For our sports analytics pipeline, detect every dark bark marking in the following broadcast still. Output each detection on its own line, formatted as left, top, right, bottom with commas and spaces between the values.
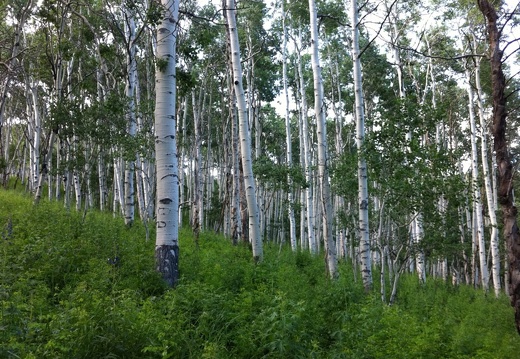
155, 244, 179, 287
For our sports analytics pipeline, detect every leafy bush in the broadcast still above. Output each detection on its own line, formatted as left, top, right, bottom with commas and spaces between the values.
1, 189, 520, 358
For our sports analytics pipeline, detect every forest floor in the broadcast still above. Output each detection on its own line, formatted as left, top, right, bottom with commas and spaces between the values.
1, 188, 520, 358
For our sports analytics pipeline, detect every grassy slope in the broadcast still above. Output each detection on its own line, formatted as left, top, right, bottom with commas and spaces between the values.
1, 189, 519, 358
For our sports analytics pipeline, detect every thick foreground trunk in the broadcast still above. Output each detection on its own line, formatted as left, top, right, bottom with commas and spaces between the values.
478, 0, 520, 333
154, 0, 180, 287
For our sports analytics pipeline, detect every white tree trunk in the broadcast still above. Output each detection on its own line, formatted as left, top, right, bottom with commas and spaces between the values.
474, 55, 500, 296
225, 0, 263, 261
466, 69, 489, 291
282, 4, 297, 251
413, 213, 426, 283
297, 91, 308, 250
124, 5, 137, 226
229, 84, 242, 244
155, 0, 180, 287
34, 131, 56, 205
134, 72, 148, 222
309, 0, 337, 278
351, 0, 372, 290
30, 85, 40, 193
178, 96, 188, 227
192, 90, 203, 241
296, 27, 316, 254
0, 0, 33, 157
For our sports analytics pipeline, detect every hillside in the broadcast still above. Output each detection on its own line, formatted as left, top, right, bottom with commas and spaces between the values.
1, 189, 519, 358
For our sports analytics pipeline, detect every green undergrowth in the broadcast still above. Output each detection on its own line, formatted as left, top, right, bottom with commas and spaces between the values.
1, 189, 519, 358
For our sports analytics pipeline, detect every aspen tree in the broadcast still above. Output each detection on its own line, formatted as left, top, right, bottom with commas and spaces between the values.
155, 0, 180, 287
192, 89, 204, 243
123, 3, 137, 226
308, 0, 337, 278
296, 27, 316, 254
69, 8, 112, 211
466, 68, 489, 291
474, 52, 501, 296
0, 0, 34, 165
225, 0, 263, 261
35, 1, 68, 204
282, 1, 297, 251
351, 0, 371, 290
386, 1, 425, 283
230, 85, 243, 244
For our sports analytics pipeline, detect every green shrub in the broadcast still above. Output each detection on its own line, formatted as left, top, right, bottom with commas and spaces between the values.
2, 189, 520, 358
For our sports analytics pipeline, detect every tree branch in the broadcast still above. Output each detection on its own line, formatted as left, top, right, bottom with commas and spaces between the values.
392, 43, 486, 61
498, 2, 520, 35
359, 0, 398, 59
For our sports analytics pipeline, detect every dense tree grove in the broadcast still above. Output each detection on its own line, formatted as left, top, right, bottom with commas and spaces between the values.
1, 0, 520, 329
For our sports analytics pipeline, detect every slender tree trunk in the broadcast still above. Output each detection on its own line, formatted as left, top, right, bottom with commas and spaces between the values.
34, 131, 56, 205
0, 0, 33, 162
351, 0, 372, 290
30, 85, 40, 193
192, 90, 203, 243
225, 0, 263, 261
297, 91, 308, 251
124, 5, 137, 226
474, 53, 501, 296
178, 96, 188, 228
308, 0, 337, 277
466, 68, 490, 291
296, 27, 316, 254
154, 0, 180, 287
478, 0, 520, 333
282, 3, 296, 251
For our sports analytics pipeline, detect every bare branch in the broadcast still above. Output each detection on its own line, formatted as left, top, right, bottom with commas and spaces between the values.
505, 87, 520, 101
179, 9, 223, 25
498, 2, 520, 35
392, 43, 486, 61
317, 13, 348, 28
359, 0, 398, 59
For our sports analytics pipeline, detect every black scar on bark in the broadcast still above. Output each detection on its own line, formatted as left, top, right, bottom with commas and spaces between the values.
155, 244, 179, 287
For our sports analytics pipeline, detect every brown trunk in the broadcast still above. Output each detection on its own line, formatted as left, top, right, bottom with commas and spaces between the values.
478, 0, 520, 334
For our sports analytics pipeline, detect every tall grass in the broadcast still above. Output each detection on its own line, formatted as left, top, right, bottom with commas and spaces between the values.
1, 189, 519, 358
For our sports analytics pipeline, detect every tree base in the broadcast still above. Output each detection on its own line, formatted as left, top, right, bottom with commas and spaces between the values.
155, 244, 179, 287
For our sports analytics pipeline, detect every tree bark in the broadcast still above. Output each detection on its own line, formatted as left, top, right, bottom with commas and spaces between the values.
466, 68, 489, 291
225, 0, 263, 261
155, 0, 180, 287
309, 0, 337, 278
282, 3, 297, 252
474, 52, 501, 296
296, 27, 316, 254
478, 0, 520, 333
351, 0, 372, 290
124, 5, 137, 226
